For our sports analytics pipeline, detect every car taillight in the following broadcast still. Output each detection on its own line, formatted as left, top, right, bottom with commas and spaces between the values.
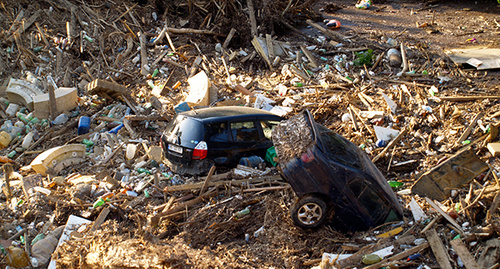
192, 141, 207, 160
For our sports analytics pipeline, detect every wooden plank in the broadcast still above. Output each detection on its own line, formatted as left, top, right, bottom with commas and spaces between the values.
439, 95, 500, 101
300, 45, 318, 68
139, 32, 148, 76
266, 34, 275, 61
7, 10, 41, 42
243, 186, 287, 192
199, 165, 216, 195
363, 242, 429, 269
7, 10, 24, 36
425, 197, 464, 234
89, 207, 111, 232
247, 0, 257, 36
122, 119, 137, 138
372, 127, 408, 163
223, 28, 237, 49
150, 189, 217, 226
251, 36, 273, 70
457, 112, 482, 144
164, 175, 282, 192
478, 238, 500, 268
424, 229, 453, 269
48, 80, 57, 121
449, 238, 479, 269
306, 19, 346, 41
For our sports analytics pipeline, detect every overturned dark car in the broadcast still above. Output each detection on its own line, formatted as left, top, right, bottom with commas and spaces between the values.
272, 110, 403, 231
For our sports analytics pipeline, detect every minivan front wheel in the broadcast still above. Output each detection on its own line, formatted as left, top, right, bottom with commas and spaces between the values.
291, 195, 328, 229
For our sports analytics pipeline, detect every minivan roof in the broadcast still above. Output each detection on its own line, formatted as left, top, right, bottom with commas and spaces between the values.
180, 106, 282, 122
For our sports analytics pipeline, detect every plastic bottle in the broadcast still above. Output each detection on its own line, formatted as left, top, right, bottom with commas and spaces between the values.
108, 123, 124, 134
235, 207, 250, 219
82, 139, 94, 147
126, 144, 137, 160
78, 116, 91, 135
387, 48, 401, 67
52, 113, 69, 125
5, 103, 19, 117
16, 112, 30, 124
1, 120, 13, 132
407, 253, 422, 261
0, 131, 12, 149
388, 181, 404, 188
22, 131, 34, 149
7, 150, 16, 159
31, 234, 45, 246
137, 167, 152, 175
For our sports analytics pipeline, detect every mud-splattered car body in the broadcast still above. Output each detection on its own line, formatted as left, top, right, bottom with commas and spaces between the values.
272, 110, 403, 231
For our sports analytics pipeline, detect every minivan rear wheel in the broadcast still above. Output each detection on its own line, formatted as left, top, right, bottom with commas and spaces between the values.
291, 195, 327, 229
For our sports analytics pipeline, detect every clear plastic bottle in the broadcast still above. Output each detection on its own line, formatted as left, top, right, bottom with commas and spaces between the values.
22, 131, 34, 149
52, 113, 69, 125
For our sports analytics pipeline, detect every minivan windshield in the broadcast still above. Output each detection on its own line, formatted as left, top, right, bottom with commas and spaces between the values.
167, 116, 204, 147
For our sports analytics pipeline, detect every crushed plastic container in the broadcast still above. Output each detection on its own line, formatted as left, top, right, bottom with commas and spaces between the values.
0, 131, 12, 149
5, 103, 19, 117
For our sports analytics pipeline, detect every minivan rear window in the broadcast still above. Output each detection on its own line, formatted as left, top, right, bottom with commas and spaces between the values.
167, 116, 204, 147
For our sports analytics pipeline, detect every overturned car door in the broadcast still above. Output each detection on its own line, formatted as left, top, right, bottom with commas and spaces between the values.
272, 110, 403, 231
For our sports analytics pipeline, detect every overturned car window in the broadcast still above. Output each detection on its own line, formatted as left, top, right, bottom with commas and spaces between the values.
348, 178, 388, 222
317, 125, 363, 171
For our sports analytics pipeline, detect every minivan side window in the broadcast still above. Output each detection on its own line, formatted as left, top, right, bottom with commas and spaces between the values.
230, 121, 259, 142
206, 122, 230, 142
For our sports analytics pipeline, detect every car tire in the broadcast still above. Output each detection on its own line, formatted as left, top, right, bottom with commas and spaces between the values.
291, 195, 328, 229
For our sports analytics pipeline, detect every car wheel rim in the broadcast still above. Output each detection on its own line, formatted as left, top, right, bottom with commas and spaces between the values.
297, 202, 323, 225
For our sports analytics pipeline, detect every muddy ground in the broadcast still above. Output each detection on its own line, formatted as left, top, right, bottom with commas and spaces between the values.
1, 0, 500, 268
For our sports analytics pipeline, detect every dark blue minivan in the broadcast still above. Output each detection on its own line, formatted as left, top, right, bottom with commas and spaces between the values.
272, 110, 403, 231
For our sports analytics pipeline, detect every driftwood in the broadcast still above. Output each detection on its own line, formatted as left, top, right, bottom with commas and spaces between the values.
247, 0, 257, 36
424, 229, 453, 269
306, 19, 346, 41
363, 242, 430, 269
165, 27, 224, 37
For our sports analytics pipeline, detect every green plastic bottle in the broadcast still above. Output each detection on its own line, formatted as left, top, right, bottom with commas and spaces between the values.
137, 168, 151, 175
93, 198, 105, 208
388, 181, 404, 188
82, 139, 94, 147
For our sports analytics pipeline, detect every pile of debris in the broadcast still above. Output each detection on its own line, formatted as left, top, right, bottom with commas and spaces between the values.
1, 0, 499, 268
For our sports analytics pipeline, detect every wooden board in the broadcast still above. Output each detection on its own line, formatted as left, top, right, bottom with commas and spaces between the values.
411, 149, 489, 201
424, 229, 453, 269
449, 238, 479, 269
